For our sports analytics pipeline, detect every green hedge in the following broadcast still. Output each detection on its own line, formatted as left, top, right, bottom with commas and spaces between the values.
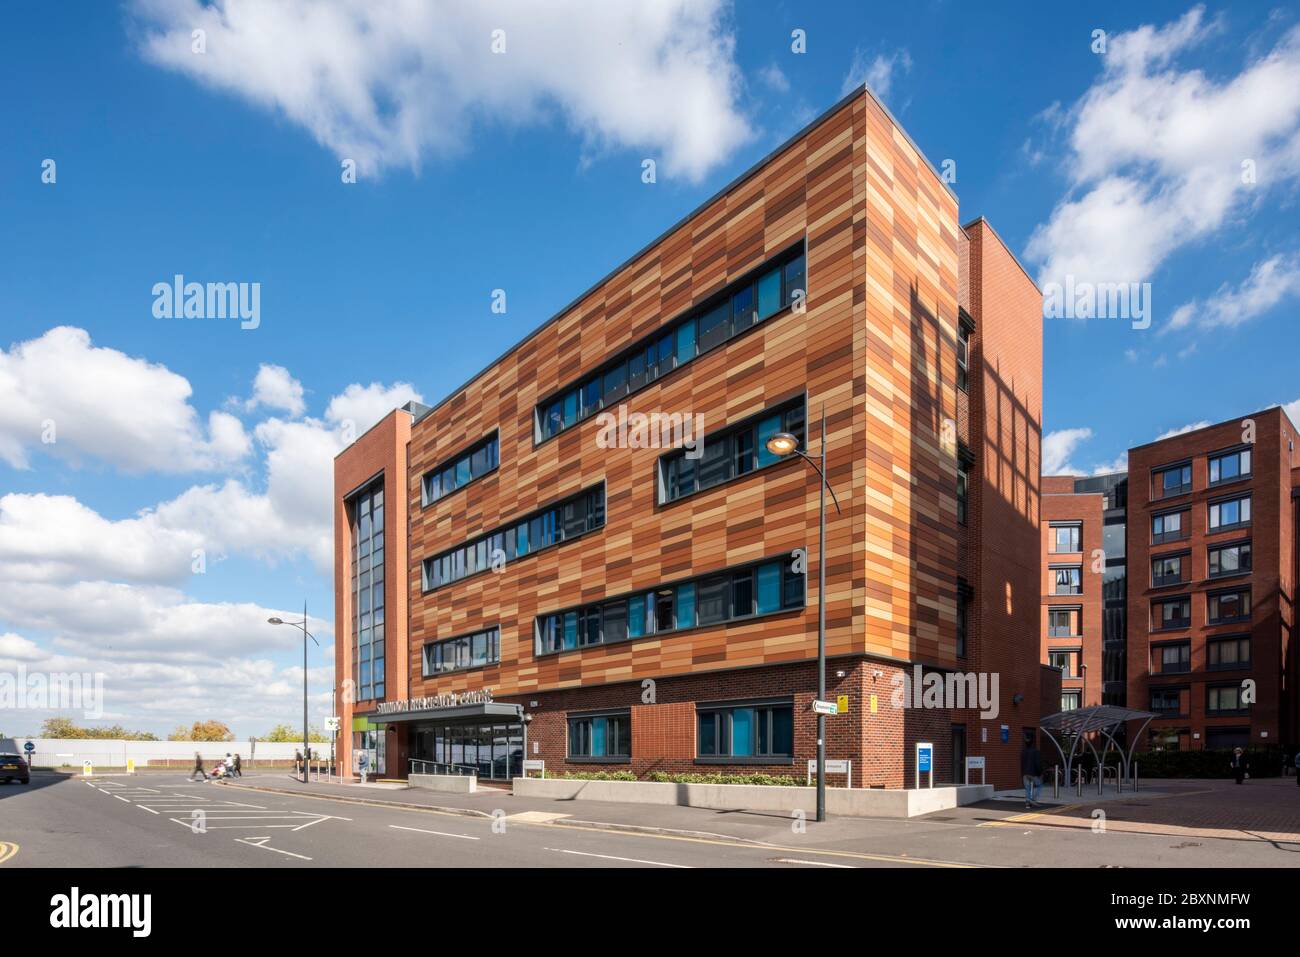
546, 770, 638, 782
1133, 748, 1285, 779
644, 771, 805, 787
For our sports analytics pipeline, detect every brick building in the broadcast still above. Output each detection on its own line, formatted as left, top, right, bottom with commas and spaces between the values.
1126, 409, 1300, 752
333, 87, 1053, 790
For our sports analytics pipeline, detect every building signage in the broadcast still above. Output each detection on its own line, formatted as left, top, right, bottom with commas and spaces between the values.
375, 689, 494, 715
811, 698, 838, 716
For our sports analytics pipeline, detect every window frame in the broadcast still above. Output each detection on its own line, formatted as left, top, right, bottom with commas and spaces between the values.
1050, 564, 1083, 596
1151, 507, 1189, 545
1207, 587, 1251, 625
1152, 595, 1191, 632
421, 626, 501, 677
1207, 446, 1252, 487
1150, 551, 1190, 588
1152, 461, 1193, 499
420, 431, 500, 507
533, 242, 807, 445
1207, 492, 1252, 533
695, 697, 795, 764
1206, 634, 1251, 672
1049, 522, 1082, 554
1207, 539, 1252, 580
1151, 639, 1191, 675
566, 709, 632, 763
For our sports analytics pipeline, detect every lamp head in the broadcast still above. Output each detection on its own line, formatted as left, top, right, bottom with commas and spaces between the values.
267, 617, 284, 625
764, 432, 800, 457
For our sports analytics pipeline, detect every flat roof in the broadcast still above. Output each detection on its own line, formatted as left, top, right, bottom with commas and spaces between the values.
1129, 405, 1299, 453
404, 82, 957, 430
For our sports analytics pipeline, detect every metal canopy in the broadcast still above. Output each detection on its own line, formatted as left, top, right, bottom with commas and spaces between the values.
1038, 705, 1157, 785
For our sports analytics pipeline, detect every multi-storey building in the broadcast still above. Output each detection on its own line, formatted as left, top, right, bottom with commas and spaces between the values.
1127, 409, 1299, 752
333, 86, 1051, 790
1040, 472, 1128, 713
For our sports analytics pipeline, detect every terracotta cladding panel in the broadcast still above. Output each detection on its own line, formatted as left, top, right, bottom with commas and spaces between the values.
392, 91, 967, 702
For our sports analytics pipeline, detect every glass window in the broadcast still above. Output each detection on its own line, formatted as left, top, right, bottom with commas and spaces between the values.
1156, 643, 1190, 674
602, 600, 628, 644
1208, 636, 1250, 669
1208, 495, 1250, 530
1051, 524, 1081, 553
732, 284, 756, 333
567, 713, 631, 759
783, 255, 806, 307
957, 323, 970, 392
1209, 448, 1251, 484
1208, 589, 1250, 624
697, 702, 793, 759
1208, 541, 1251, 578
756, 562, 781, 614
676, 582, 696, 629
628, 594, 646, 638
697, 576, 730, 625
757, 268, 782, 319
1152, 554, 1187, 586
1156, 464, 1192, 497
1152, 510, 1186, 543
1052, 566, 1082, 595
697, 301, 730, 352
602, 363, 627, 405
675, 319, 696, 365
957, 461, 969, 525
1048, 608, 1076, 637
1155, 597, 1190, 629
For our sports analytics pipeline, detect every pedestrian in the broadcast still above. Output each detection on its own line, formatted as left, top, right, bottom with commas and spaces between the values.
1229, 747, 1249, 784
1020, 731, 1043, 809
1294, 748, 1300, 786
232, 753, 242, 777
294, 749, 303, 776
190, 751, 208, 782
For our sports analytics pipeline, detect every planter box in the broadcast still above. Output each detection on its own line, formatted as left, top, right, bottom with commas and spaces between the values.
408, 773, 477, 794
512, 777, 991, 818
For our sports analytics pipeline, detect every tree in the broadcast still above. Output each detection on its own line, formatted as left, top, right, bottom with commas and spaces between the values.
186, 721, 235, 742
262, 723, 329, 743
39, 717, 157, 740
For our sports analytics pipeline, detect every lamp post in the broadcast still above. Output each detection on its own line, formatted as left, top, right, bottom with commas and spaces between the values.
765, 404, 841, 822
268, 601, 318, 783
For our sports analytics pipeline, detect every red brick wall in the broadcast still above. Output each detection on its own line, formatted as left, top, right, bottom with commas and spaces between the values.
1127, 408, 1300, 750
1041, 487, 1105, 708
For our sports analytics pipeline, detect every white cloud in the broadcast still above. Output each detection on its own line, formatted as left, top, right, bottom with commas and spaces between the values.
242, 363, 305, 417
842, 47, 912, 100
324, 381, 422, 435
1025, 7, 1300, 286
757, 63, 789, 94
1092, 452, 1129, 475
1284, 397, 1300, 428
0, 326, 250, 472
0, 494, 201, 585
1156, 420, 1211, 440
131, 0, 752, 182
1043, 427, 1093, 474
1167, 253, 1300, 331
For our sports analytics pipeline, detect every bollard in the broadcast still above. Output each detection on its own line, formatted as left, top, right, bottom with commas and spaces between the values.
1133, 762, 1139, 793
1076, 768, 1083, 797
1053, 765, 1060, 799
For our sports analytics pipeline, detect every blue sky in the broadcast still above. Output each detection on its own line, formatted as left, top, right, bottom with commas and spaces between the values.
2, 1, 1299, 736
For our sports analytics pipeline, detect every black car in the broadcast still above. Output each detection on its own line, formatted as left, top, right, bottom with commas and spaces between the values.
0, 753, 30, 784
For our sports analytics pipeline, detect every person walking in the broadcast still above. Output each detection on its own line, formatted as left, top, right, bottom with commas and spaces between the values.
294, 749, 303, 777
1020, 732, 1043, 809
189, 751, 208, 782
232, 753, 242, 777
1229, 747, 1249, 784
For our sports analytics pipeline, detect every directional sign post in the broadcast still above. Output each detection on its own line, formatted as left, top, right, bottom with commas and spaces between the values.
915, 742, 934, 789
811, 699, 839, 716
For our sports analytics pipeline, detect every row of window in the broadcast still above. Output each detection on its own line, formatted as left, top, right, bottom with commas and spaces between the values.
421, 433, 499, 506
1151, 681, 1251, 715
1152, 587, 1251, 631
658, 399, 805, 504
535, 557, 805, 656
1153, 446, 1250, 499
566, 700, 795, 761
421, 486, 606, 591
1151, 635, 1251, 674
350, 483, 386, 701
1151, 540, 1252, 587
1150, 492, 1251, 544
421, 627, 501, 676
535, 247, 807, 442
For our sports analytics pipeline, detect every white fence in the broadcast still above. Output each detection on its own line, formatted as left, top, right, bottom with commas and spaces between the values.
0, 737, 334, 769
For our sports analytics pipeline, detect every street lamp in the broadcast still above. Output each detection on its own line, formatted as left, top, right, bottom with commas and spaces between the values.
268, 601, 318, 783
765, 404, 841, 823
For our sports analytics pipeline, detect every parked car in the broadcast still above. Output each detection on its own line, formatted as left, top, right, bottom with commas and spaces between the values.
0, 752, 30, 785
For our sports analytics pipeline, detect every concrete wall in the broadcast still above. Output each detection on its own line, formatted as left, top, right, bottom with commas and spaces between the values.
0, 738, 332, 768
513, 776, 992, 818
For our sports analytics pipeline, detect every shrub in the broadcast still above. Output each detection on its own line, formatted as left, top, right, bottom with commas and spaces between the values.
644, 771, 805, 787
547, 770, 638, 782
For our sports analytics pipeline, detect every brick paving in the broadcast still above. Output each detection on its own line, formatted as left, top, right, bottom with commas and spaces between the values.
991, 777, 1300, 844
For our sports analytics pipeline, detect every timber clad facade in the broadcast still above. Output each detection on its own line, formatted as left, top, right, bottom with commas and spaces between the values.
333, 88, 1050, 790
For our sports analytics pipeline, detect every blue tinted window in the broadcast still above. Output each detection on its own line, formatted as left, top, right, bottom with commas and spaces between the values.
730, 708, 754, 756
756, 562, 781, 614
675, 320, 696, 365
758, 268, 782, 318
676, 582, 696, 629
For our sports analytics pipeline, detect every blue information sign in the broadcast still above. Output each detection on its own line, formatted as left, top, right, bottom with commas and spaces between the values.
918, 746, 932, 772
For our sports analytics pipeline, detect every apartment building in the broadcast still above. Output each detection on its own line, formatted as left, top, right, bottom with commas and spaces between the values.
1040, 473, 1128, 713
1126, 409, 1300, 752
333, 87, 1051, 790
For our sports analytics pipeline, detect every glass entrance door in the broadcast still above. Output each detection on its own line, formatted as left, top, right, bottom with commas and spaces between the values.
427, 723, 522, 780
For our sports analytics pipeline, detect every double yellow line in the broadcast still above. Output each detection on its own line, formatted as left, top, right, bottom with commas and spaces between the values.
0, 842, 18, 865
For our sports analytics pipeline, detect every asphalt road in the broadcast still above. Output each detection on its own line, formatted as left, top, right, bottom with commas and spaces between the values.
1, 772, 1296, 868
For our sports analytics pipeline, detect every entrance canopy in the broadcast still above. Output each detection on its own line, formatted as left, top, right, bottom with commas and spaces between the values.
1038, 705, 1156, 783
373, 701, 523, 726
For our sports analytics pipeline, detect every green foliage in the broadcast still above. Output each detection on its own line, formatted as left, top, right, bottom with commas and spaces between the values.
167, 720, 234, 742
259, 723, 329, 743
41, 717, 157, 741
1136, 747, 1284, 779
548, 770, 638, 781
645, 771, 805, 787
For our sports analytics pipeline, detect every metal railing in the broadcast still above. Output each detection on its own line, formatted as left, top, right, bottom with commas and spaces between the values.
409, 759, 477, 777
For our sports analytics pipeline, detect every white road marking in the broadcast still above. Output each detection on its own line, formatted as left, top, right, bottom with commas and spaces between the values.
389, 825, 480, 841
138, 805, 160, 815
113, 795, 130, 803
234, 837, 312, 861
770, 858, 856, 868
544, 847, 690, 868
